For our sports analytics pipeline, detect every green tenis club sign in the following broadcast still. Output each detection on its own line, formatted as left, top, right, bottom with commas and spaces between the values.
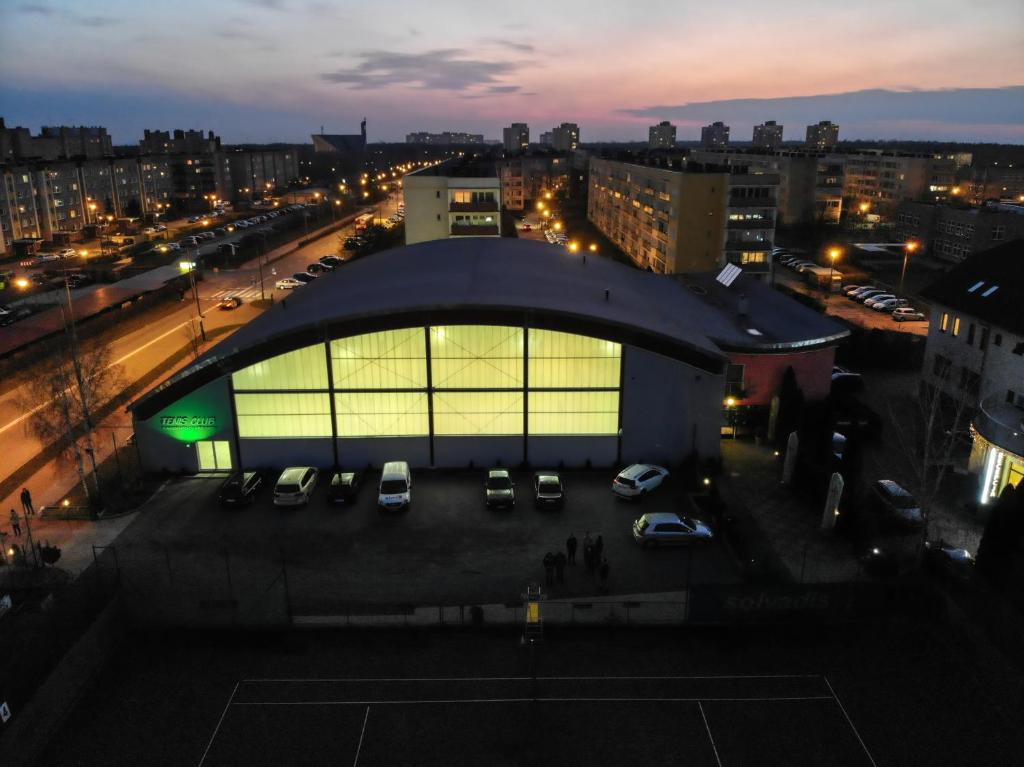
149, 387, 228, 443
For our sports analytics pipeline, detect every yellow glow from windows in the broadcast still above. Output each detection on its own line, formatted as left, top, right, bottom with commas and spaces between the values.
528, 391, 619, 435
232, 345, 327, 390
528, 329, 620, 388
430, 326, 523, 389
433, 391, 523, 435
235, 393, 332, 437
331, 329, 426, 389
335, 392, 429, 437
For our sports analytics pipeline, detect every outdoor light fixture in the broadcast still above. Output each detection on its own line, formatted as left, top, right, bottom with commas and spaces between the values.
703, 478, 711, 487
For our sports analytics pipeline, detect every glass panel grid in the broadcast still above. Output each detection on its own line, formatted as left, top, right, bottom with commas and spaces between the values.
331, 329, 427, 390
528, 391, 619, 435
232, 344, 328, 390
335, 392, 429, 437
235, 393, 332, 438
528, 329, 620, 389
430, 326, 523, 389
433, 391, 523, 435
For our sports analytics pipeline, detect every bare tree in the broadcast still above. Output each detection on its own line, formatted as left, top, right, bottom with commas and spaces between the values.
884, 367, 974, 538
16, 338, 126, 502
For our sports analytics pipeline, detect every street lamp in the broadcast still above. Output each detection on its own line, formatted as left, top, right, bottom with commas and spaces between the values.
827, 247, 841, 302
899, 240, 919, 295
589, 243, 598, 253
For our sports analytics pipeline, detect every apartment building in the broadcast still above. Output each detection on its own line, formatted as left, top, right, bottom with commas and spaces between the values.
551, 124, 580, 152
918, 242, 1024, 504
403, 158, 502, 244
587, 157, 778, 280
496, 155, 569, 211
405, 131, 485, 145
226, 148, 301, 201
896, 201, 1024, 264
805, 121, 839, 151
0, 119, 113, 162
843, 151, 956, 213
690, 149, 843, 226
648, 121, 677, 150
961, 165, 1024, 205
701, 122, 730, 148
752, 121, 783, 151
503, 123, 530, 153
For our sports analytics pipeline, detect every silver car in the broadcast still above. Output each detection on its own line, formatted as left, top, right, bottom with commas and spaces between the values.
273, 466, 318, 506
633, 512, 713, 547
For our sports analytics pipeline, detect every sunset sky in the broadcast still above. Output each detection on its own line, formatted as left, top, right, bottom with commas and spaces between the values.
1, 0, 1022, 144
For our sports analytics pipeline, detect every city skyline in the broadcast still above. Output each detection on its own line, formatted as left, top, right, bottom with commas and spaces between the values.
0, 0, 1022, 145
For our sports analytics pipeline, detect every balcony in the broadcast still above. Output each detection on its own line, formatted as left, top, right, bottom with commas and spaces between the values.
725, 239, 772, 251
727, 218, 773, 229
450, 224, 500, 236
449, 200, 498, 213
728, 197, 775, 208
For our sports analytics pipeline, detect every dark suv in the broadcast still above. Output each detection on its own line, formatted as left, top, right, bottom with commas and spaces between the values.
326, 471, 362, 504
218, 471, 264, 507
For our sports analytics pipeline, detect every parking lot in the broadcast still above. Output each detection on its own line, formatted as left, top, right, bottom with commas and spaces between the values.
107, 468, 739, 614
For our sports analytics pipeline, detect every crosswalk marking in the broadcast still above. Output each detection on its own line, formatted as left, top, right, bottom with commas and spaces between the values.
207, 287, 264, 301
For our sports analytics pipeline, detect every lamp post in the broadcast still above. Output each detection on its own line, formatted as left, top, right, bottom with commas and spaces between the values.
899, 240, 919, 295
827, 247, 841, 303
183, 256, 206, 341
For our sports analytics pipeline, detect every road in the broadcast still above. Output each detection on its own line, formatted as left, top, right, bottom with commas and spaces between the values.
0, 194, 402, 500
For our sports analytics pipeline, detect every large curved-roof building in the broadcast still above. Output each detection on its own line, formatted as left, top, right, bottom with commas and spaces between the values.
130, 238, 842, 473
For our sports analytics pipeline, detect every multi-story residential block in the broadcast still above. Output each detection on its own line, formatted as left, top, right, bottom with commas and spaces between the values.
405, 131, 485, 145
496, 155, 569, 211
918, 241, 1024, 504
648, 121, 676, 150
752, 121, 783, 151
843, 151, 956, 213
403, 158, 502, 244
961, 165, 1024, 205
690, 148, 843, 226
551, 123, 580, 152
539, 131, 553, 147
805, 121, 839, 151
701, 122, 730, 148
0, 118, 113, 162
587, 157, 778, 280
503, 123, 530, 154
896, 201, 1024, 264
225, 147, 300, 201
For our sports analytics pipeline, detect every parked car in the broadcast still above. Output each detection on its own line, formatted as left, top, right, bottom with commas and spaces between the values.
378, 461, 412, 511
532, 472, 564, 509
319, 255, 343, 267
854, 289, 888, 303
275, 277, 302, 290
924, 539, 975, 582
892, 307, 926, 322
632, 512, 713, 547
179, 237, 200, 247
273, 467, 318, 506
871, 479, 923, 528
485, 469, 515, 509
847, 286, 879, 299
863, 294, 896, 309
307, 263, 331, 274
831, 365, 864, 393
871, 298, 910, 312
612, 464, 669, 499
292, 272, 316, 284
326, 471, 362, 504
218, 471, 264, 507
218, 296, 242, 310
841, 285, 863, 295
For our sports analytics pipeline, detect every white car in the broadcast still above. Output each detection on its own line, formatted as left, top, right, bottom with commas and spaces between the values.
892, 307, 926, 322
863, 294, 896, 309
633, 512, 713, 547
275, 277, 303, 290
872, 298, 910, 312
612, 464, 669, 499
273, 467, 318, 506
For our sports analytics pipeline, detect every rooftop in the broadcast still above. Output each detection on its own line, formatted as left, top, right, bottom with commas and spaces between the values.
407, 157, 497, 178
920, 240, 1024, 334
131, 239, 846, 417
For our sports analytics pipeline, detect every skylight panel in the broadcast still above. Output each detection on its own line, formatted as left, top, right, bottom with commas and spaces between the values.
967, 280, 984, 293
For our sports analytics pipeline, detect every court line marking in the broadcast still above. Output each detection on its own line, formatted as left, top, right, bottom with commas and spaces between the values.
352, 706, 370, 767
198, 681, 240, 767
241, 674, 824, 683
698, 701, 723, 767
233, 695, 835, 706
824, 676, 878, 767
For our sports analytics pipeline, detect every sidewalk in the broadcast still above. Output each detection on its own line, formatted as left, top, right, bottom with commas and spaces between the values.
718, 439, 863, 582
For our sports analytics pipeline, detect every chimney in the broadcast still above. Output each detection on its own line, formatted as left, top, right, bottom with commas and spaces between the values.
604, 289, 610, 302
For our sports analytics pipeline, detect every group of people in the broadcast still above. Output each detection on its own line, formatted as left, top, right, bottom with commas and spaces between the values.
542, 531, 611, 593
8, 487, 35, 537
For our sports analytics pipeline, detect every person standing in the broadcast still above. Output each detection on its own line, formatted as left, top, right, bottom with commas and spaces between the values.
598, 559, 610, 594
583, 531, 594, 571
20, 488, 34, 517
594, 534, 604, 564
554, 551, 567, 583
9, 509, 21, 537
543, 552, 555, 587
566, 533, 578, 565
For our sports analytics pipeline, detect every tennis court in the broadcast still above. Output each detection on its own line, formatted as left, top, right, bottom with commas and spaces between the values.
198, 673, 876, 766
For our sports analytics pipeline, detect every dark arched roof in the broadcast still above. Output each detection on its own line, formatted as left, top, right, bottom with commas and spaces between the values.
132, 238, 736, 418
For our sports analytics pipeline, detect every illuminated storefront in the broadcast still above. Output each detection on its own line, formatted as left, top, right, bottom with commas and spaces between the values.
969, 398, 1024, 505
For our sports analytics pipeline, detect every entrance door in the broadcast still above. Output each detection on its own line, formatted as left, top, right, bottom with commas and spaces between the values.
197, 440, 233, 471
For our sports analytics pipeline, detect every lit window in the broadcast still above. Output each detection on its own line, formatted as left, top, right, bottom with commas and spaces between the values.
235, 393, 332, 437
433, 391, 523, 435
335, 392, 429, 437
528, 329, 620, 388
952, 316, 961, 337
528, 391, 618, 435
331, 329, 426, 389
431, 326, 523, 388
940, 313, 949, 332
232, 345, 327, 390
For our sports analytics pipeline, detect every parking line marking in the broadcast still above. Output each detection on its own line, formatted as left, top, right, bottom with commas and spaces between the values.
698, 702, 723, 767
242, 673, 824, 683
198, 681, 239, 767
824, 676, 878, 767
352, 706, 369, 767
234, 696, 835, 706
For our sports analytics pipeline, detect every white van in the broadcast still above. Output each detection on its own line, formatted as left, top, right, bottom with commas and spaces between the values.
378, 461, 412, 511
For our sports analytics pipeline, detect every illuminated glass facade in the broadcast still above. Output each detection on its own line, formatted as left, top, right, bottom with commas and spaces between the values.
230, 325, 621, 441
